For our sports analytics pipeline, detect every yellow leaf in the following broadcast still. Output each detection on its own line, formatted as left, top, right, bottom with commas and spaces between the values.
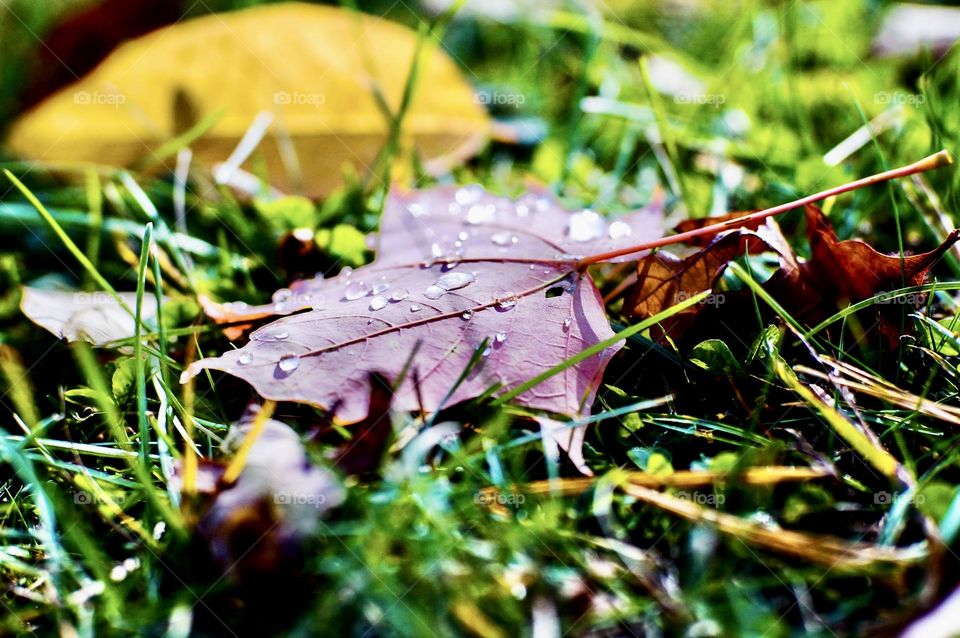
6, 3, 490, 197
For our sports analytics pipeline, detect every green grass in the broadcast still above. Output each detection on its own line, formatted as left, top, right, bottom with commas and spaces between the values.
3, 0, 960, 636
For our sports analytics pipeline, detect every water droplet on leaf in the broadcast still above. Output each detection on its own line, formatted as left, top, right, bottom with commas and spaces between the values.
568, 209, 606, 242
495, 331, 507, 343
344, 281, 370, 300
608, 220, 633, 239
406, 203, 428, 217
491, 231, 518, 246
369, 296, 388, 311
390, 289, 409, 302
436, 271, 475, 291
461, 309, 474, 320
410, 304, 422, 312
466, 204, 496, 225
455, 184, 484, 206
277, 353, 300, 373
238, 353, 253, 366
372, 276, 390, 294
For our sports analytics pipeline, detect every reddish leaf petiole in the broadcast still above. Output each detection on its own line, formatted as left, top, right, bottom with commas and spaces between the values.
577, 150, 954, 267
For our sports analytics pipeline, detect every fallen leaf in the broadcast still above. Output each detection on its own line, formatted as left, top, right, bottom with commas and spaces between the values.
538, 416, 592, 476
626, 205, 959, 345
625, 219, 790, 339
184, 186, 664, 422
770, 205, 959, 343
330, 373, 397, 476
21, 0, 181, 108
872, 4, 960, 58
184, 406, 344, 577
900, 585, 960, 638
7, 3, 491, 197
20, 287, 158, 348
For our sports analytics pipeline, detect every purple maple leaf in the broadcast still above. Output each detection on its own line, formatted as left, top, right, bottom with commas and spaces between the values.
183, 186, 663, 421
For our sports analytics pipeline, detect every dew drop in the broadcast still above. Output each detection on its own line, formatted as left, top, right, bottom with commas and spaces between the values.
562, 317, 572, 331
238, 353, 253, 366
372, 276, 390, 294
340, 266, 354, 278
491, 231, 518, 246
272, 288, 293, 303
457, 231, 470, 242
461, 309, 474, 320
369, 296, 388, 311
277, 353, 300, 373
455, 184, 484, 206
568, 209, 606, 242
390, 288, 409, 302
495, 330, 507, 343
430, 242, 444, 259
344, 280, 370, 300
516, 204, 530, 218
496, 296, 517, 311
466, 204, 496, 225
410, 304, 423, 312
436, 271, 475, 291
261, 330, 289, 342
273, 301, 287, 313
310, 295, 326, 310
407, 203, 428, 217
608, 220, 633, 239
482, 345, 493, 357
442, 259, 460, 271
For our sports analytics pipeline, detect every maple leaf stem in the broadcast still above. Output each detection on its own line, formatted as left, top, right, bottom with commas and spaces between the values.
577, 150, 954, 267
